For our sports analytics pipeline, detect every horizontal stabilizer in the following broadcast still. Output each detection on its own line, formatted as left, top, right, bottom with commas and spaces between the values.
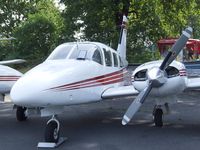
185, 77, 200, 90
0, 59, 26, 65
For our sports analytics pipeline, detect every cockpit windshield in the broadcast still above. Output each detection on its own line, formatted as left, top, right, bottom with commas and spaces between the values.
47, 44, 74, 60
46, 43, 99, 61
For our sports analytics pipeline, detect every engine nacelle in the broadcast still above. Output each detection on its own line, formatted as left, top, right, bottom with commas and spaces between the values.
132, 60, 187, 97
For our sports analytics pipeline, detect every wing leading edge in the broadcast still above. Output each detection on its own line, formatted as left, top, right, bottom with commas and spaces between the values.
186, 77, 200, 90
101, 85, 139, 99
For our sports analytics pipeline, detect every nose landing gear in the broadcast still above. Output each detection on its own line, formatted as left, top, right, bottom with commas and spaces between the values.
38, 115, 67, 148
45, 115, 60, 143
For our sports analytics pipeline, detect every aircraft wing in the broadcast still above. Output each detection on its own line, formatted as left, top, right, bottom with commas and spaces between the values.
0, 59, 26, 65
102, 85, 139, 99
186, 77, 200, 90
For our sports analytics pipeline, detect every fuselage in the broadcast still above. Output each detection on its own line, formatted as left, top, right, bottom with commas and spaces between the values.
11, 42, 128, 107
0, 65, 22, 94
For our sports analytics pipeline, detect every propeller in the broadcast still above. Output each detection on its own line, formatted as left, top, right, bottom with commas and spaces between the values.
122, 27, 193, 125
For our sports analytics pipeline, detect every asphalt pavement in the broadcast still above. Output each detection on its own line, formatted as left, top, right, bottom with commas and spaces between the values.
0, 90, 200, 150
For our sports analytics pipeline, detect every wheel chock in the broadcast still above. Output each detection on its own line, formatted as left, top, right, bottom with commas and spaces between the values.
37, 137, 67, 149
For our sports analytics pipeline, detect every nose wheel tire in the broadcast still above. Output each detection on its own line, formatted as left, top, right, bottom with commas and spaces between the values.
45, 120, 60, 143
16, 106, 27, 121
154, 108, 163, 127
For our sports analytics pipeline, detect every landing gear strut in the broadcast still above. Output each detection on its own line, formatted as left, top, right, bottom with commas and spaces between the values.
153, 106, 163, 127
16, 106, 27, 121
45, 115, 60, 143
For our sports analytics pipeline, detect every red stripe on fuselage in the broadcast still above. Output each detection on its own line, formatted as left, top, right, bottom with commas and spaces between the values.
57, 77, 124, 91
0, 76, 20, 81
49, 69, 127, 91
59, 72, 124, 90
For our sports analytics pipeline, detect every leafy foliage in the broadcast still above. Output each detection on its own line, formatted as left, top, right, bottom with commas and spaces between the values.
12, 0, 66, 65
14, 16, 55, 63
61, 0, 120, 47
1, 0, 200, 65
0, 0, 38, 36
61, 0, 200, 63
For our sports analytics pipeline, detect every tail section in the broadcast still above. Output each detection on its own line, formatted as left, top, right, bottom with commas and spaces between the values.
117, 15, 128, 61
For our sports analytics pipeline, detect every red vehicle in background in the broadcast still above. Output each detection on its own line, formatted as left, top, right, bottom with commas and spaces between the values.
157, 38, 200, 61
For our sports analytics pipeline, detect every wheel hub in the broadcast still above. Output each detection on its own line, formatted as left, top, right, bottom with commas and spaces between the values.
53, 128, 58, 139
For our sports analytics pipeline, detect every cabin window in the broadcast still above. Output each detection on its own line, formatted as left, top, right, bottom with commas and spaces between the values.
113, 53, 119, 67
134, 69, 147, 81
103, 48, 112, 66
92, 49, 103, 65
165, 66, 179, 78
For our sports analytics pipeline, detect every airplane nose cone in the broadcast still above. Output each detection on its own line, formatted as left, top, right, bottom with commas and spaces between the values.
10, 61, 72, 107
10, 64, 53, 107
10, 76, 35, 106
11, 60, 88, 107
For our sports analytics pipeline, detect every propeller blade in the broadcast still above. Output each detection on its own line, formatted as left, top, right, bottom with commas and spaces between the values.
122, 83, 152, 125
160, 27, 193, 70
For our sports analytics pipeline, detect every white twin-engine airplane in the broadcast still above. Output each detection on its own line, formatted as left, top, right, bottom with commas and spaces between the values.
10, 15, 196, 143
0, 59, 24, 101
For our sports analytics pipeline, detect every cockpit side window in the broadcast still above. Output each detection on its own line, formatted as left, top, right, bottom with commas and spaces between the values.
103, 48, 112, 66
92, 49, 103, 65
165, 66, 179, 78
134, 69, 147, 81
113, 52, 119, 67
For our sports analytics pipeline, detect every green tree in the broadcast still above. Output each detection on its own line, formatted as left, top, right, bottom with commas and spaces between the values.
0, 0, 39, 60
61, 0, 200, 63
13, 0, 66, 65
2, 0, 200, 64
0, 0, 38, 36
61, 0, 126, 47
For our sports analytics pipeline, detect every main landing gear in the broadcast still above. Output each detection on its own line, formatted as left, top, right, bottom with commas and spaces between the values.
0, 94, 5, 101
16, 106, 27, 121
153, 106, 163, 127
153, 103, 171, 127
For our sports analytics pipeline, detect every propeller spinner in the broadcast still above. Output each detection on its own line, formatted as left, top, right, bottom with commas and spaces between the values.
122, 27, 193, 125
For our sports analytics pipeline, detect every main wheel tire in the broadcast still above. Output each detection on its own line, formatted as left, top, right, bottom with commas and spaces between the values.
154, 108, 163, 127
16, 107, 27, 121
45, 121, 60, 143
